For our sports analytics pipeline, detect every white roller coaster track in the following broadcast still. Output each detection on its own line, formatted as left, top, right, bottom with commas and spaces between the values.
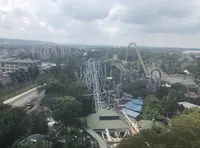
82, 59, 107, 110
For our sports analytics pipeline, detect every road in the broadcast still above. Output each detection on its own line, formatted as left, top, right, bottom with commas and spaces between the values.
3, 86, 43, 107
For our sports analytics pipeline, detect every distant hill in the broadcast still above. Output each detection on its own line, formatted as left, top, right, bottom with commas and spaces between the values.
0, 38, 55, 45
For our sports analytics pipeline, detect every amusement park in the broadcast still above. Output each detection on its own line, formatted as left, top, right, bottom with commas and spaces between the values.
1, 41, 200, 148
76, 42, 200, 147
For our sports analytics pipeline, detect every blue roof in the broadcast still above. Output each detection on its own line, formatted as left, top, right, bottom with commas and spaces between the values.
132, 98, 143, 105
125, 102, 142, 112
123, 108, 141, 118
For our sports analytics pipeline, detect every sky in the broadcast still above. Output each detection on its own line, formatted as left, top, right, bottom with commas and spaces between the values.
0, 0, 200, 47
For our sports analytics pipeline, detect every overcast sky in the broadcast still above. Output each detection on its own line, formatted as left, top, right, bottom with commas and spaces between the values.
0, 0, 200, 47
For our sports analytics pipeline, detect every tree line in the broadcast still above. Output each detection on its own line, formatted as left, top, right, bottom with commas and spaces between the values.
0, 104, 48, 148
119, 108, 200, 148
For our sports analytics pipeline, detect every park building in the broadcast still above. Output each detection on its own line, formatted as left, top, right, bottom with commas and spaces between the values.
0, 58, 40, 73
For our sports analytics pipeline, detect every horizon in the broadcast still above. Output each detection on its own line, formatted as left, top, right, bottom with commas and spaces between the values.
1, 37, 200, 49
1, 0, 200, 48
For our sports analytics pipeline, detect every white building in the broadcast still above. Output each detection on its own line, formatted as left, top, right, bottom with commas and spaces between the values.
182, 51, 200, 59
0, 58, 40, 73
178, 102, 200, 109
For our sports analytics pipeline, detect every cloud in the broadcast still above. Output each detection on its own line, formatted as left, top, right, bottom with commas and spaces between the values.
0, 0, 200, 47
60, 0, 114, 21
39, 21, 47, 27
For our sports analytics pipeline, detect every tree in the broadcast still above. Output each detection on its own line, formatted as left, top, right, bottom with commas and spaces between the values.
170, 108, 200, 147
171, 82, 186, 91
161, 94, 178, 117
142, 95, 163, 120
50, 96, 83, 127
29, 112, 48, 135
40, 73, 91, 116
122, 80, 148, 98
156, 86, 169, 99
119, 108, 200, 148
0, 105, 30, 148
0, 104, 49, 148
28, 66, 39, 80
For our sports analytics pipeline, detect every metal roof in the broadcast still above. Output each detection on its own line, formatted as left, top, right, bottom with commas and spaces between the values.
123, 108, 140, 118
87, 109, 129, 131
125, 102, 142, 112
132, 98, 143, 105
98, 109, 119, 117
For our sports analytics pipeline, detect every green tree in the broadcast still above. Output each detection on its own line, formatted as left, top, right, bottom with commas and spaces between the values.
119, 108, 200, 148
50, 96, 83, 127
142, 95, 163, 120
0, 105, 30, 148
28, 66, 39, 80
40, 73, 91, 116
122, 80, 148, 98
171, 82, 186, 91
29, 112, 48, 135
161, 94, 178, 117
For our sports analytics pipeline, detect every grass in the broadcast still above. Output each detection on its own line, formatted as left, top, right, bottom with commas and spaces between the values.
0, 83, 38, 102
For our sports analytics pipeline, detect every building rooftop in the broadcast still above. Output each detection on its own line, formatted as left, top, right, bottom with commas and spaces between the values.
0, 58, 40, 64
132, 98, 143, 105
178, 102, 200, 109
87, 109, 129, 131
123, 108, 140, 118
97, 108, 119, 117
125, 102, 142, 112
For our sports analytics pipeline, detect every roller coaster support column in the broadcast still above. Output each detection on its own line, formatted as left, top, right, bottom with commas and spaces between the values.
128, 42, 147, 75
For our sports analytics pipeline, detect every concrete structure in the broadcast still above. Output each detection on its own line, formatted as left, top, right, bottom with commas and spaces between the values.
0, 58, 40, 73
40, 62, 56, 70
30, 45, 71, 60
178, 102, 200, 109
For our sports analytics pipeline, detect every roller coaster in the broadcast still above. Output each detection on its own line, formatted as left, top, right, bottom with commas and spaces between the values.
80, 42, 196, 148
104, 42, 196, 87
